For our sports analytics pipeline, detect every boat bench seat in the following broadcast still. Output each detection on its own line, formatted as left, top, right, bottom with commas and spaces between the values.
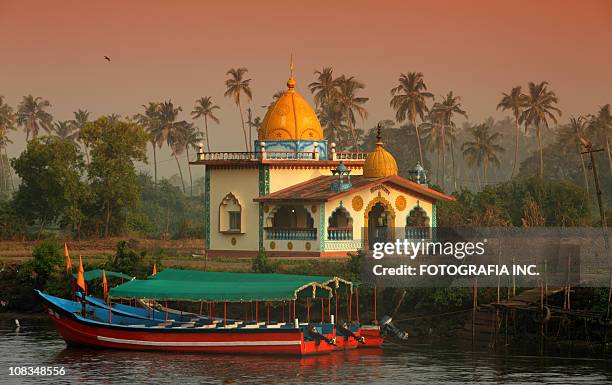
262, 323, 286, 329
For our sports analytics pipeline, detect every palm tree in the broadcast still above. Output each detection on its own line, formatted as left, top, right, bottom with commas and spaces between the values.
462, 123, 505, 187
135, 102, 162, 183
0, 96, 16, 193
224, 68, 252, 152
166, 120, 190, 193
182, 123, 204, 196
588, 104, 612, 174
497, 86, 527, 178
336, 75, 368, 150
558, 116, 590, 193
309, 67, 337, 108
430, 92, 467, 189
71, 109, 91, 163
519, 81, 561, 178
318, 101, 346, 144
16, 95, 53, 140
52, 120, 79, 142
390, 72, 434, 166
191, 96, 220, 152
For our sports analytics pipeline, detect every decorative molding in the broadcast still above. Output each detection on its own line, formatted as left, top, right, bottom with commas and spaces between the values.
258, 165, 270, 251
319, 203, 325, 251
351, 196, 363, 211
324, 240, 362, 251
370, 184, 390, 195
204, 170, 211, 250
395, 195, 407, 211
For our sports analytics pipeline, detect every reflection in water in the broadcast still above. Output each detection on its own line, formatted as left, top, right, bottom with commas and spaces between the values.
0, 317, 610, 384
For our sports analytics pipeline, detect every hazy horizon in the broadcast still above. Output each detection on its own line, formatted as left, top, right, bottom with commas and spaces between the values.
1, 0, 610, 179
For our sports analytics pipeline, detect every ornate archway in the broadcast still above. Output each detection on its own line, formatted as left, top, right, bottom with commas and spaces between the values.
363, 196, 396, 249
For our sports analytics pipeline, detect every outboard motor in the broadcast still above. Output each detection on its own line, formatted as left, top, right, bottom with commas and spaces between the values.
308, 325, 337, 346
380, 315, 409, 340
338, 322, 365, 344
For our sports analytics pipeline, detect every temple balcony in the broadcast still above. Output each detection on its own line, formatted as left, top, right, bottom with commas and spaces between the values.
265, 227, 317, 240
327, 227, 353, 240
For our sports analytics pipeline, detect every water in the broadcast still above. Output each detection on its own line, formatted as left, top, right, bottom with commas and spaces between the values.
0, 316, 610, 384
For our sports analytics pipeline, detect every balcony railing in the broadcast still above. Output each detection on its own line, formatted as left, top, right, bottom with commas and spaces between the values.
265, 227, 317, 240
327, 227, 353, 240
334, 152, 368, 161
405, 227, 432, 240
196, 150, 368, 162
265, 151, 316, 160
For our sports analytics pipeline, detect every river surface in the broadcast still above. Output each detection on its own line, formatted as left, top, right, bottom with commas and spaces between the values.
0, 316, 610, 384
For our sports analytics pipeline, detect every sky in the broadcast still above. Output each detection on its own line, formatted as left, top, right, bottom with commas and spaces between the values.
1, 0, 610, 179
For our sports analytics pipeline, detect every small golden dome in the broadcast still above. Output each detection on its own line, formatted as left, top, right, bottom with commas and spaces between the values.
259, 73, 323, 141
363, 130, 398, 178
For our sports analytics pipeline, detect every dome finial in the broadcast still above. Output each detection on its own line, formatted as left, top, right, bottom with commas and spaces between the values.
376, 122, 383, 145
287, 53, 296, 90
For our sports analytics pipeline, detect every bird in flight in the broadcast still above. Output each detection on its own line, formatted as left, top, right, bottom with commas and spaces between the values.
104, 56, 111, 62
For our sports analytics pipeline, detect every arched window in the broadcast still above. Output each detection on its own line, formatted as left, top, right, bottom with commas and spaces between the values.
405, 205, 430, 239
328, 206, 353, 240
219, 193, 242, 233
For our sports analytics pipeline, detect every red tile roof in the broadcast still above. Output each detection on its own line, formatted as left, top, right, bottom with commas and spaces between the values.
254, 175, 455, 203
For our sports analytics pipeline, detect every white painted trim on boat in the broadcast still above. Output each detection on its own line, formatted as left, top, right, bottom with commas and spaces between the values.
97, 336, 301, 347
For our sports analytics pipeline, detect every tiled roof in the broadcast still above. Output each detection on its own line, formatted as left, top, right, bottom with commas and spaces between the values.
254, 175, 455, 203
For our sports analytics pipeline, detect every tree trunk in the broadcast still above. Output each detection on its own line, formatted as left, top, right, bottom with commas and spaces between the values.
37, 218, 46, 240
606, 134, 612, 176
441, 124, 446, 191
174, 154, 186, 193
238, 101, 249, 152
152, 141, 158, 184
413, 116, 424, 166
579, 152, 590, 195
511, 117, 520, 178
104, 203, 112, 238
186, 146, 193, 197
537, 126, 544, 179
348, 119, 359, 151
450, 138, 457, 191
204, 116, 211, 152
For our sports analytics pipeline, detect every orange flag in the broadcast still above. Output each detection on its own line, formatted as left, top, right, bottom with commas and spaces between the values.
77, 256, 85, 291
102, 270, 108, 302
152, 262, 157, 275
64, 243, 72, 274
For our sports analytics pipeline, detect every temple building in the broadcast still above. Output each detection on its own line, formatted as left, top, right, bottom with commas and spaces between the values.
192, 68, 454, 258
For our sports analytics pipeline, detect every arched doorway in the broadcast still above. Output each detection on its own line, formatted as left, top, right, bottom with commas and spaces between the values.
328, 206, 353, 240
364, 198, 395, 249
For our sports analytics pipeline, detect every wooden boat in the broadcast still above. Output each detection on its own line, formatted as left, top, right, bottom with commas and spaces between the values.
40, 269, 383, 355
38, 291, 339, 355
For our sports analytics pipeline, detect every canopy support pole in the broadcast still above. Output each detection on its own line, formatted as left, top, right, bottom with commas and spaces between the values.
349, 290, 352, 323
209, 303, 213, 321
374, 287, 377, 322
321, 298, 324, 323
109, 300, 112, 324
293, 300, 296, 319
356, 287, 360, 323
267, 302, 270, 324
224, 302, 227, 325
255, 301, 259, 322
328, 298, 331, 323
335, 289, 338, 323
199, 301, 203, 315
307, 298, 311, 323
165, 301, 168, 321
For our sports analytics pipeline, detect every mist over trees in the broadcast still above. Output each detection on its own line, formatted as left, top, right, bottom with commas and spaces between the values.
0, 67, 610, 240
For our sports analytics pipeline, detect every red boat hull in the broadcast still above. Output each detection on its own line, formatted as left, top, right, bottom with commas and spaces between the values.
42, 303, 336, 356
360, 326, 384, 348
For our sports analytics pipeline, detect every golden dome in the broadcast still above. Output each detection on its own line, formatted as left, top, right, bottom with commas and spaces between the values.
258, 73, 323, 141
363, 131, 398, 178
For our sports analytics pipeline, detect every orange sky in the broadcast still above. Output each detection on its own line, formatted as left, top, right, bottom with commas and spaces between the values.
1, 0, 610, 177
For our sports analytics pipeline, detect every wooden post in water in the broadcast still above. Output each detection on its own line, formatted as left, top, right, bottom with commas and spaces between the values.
472, 280, 477, 347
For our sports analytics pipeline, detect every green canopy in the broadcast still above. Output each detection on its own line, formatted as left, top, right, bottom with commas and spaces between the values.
151, 269, 352, 292
109, 277, 332, 302
73, 269, 132, 282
